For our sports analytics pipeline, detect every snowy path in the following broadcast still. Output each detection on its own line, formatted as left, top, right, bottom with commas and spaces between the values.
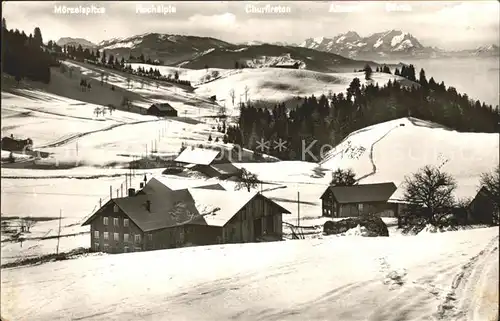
355, 124, 401, 181
1, 228, 497, 321
35, 118, 160, 149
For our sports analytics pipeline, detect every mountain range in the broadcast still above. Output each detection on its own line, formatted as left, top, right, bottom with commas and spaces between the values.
56, 33, 374, 72
299, 30, 499, 59
56, 30, 498, 70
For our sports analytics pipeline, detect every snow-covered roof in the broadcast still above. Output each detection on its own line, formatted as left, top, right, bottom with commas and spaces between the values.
187, 189, 258, 227
175, 147, 221, 165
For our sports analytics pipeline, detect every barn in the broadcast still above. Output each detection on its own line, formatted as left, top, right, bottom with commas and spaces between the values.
467, 186, 498, 225
320, 182, 398, 217
147, 103, 178, 117
174, 147, 240, 179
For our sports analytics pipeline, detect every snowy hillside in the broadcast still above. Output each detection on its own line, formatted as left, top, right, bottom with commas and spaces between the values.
194, 69, 408, 107
1, 227, 498, 321
320, 117, 499, 200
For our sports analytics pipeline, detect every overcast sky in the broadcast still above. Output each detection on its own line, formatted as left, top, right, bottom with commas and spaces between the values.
2, 1, 499, 50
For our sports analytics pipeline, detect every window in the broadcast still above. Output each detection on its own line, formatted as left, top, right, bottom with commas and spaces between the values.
124, 233, 129, 242
124, 246, 129, 253
148, 233, 153, 241
358, 204, 364, 212
114, 233, 119, 241
104, 232, 109, 240
113, 204, 119, 213
135, 234, 141, 243
103, 244, 109, 252
179, 230, 185, 243
94, 243, 99, 251
113, 218, 119, 226
123, 218, 129, 227
103, 217, 109, 225
94, 231, 99, 239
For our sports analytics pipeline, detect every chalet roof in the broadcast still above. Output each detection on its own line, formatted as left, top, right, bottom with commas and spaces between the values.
82, 188, 290, 231
138, 177, 226, 194
150, 103, 176, 111
175, 147, 221, 165
211, 163, 240, 175
320, 182, 397, 204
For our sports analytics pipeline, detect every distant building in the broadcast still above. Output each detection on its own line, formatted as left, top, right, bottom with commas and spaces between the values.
1, 135, 33, 152
274, 61, 300, 69
467, 186, 498, 225
81, 179, 291, 253
320, 182, 398, 217
175, 147, 240, 179
147, 103, 178, 117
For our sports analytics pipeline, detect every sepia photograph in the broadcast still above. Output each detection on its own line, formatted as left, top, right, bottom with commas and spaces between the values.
1, 1, 499, 320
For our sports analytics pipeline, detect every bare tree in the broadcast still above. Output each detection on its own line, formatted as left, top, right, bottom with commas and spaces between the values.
402, 165, 457, 227
330, 168, 356, 186
479, 165, 500, 204
229, 88, 235, 106
22, 218, 35, 233
235, 168, 260, 192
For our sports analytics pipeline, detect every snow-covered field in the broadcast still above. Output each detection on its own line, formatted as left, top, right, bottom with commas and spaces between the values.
195, 69, 407, 107
320, 117, 499, 201
1, 227, 497, 321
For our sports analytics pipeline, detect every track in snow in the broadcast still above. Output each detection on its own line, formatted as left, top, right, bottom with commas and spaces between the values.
35, 119, 160, 149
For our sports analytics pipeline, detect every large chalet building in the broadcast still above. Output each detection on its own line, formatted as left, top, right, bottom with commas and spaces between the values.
82, 177, 290, 253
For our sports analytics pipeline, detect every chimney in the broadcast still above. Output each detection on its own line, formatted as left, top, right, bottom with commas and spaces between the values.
128, 188, 136, 197
145, 200, 151, 212
140, 182, 144, 188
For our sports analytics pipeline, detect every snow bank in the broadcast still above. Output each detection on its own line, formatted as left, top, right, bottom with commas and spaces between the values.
1, 227, 497, 321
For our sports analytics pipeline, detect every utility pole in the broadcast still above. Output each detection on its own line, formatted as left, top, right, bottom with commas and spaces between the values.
110, 185, 112, 199
121, 183, 123, 197
297, 191, 300, 227
56, 209, 62, 255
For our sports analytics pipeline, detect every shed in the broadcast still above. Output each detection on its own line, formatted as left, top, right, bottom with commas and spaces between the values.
320, 182, 398, 217
147, 103, 178, 117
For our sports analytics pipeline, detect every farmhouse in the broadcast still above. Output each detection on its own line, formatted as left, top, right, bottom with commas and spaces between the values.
274, 61, 300, 69
320, 182, 398, 217
175, 147, 241, 179
81, 180, 291, 253
467, 186, 498, 225
147, 103, 178, 117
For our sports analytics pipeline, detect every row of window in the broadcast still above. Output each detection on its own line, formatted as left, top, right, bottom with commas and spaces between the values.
94, 243, 142, 252
94, 231, 151, 242
103, 216, 129, 227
